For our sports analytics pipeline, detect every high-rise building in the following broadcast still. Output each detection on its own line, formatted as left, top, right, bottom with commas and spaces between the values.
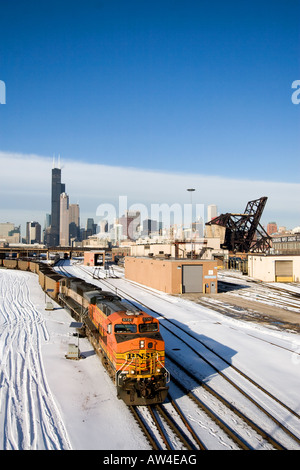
267, 222, 278, 235
142, 219, 158, 237
81, 218, 97, 240
26, 221, 41, 244
45, 213, 51, 229
69, 203, 80, 241
119, 211, 140, 240
0, 222, 21, 244
99, 220, 108, 233
207, 204, 218, 223
59, 192, 69, 246
86, 218, 97, 235
194, 217, 204, 238
48, 163, 65, 246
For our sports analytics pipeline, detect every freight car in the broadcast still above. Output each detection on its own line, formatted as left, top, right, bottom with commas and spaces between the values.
58, 277, 170, 405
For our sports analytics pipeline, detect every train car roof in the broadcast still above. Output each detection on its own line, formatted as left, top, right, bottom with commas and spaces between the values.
84, 290, 121, 303
98, 297, 144, 316
66, 277, 103, 293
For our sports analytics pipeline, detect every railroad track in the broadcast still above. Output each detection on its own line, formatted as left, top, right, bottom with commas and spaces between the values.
129, 399, 206, 450
167, 355, 289, 450
54, 260, 74, 278
218, 273, 300, 312
61, 262, 300, 450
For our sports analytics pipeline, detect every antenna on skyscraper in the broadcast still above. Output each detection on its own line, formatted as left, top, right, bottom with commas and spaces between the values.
52, 154, 55, 169
58, 154, 61, 169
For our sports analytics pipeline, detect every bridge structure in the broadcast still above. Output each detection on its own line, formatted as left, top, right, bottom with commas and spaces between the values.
205, 196, 272, 254
0, 245, 111, 260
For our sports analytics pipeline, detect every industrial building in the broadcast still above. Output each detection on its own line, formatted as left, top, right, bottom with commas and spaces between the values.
125, 256, 218, 294
248, 255, 300, 282
130, 238, 225, 260
271, 233, 300, 255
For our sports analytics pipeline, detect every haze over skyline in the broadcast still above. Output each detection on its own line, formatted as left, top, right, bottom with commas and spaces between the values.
0, 1, 299, 234
1, 150, 299, 237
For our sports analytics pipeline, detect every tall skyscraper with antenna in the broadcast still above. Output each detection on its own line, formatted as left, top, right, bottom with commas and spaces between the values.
48, 156, 65, 246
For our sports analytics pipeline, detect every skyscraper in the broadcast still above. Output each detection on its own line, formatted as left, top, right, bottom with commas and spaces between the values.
69, 203, 80, 241
59, 192, 69, 246
207, 204, 218, 222
119, 211, 140, 240
47, 161, 65, 246
142, 219, 158, 237
267, 222, 278, 235
26, 221, 41, 244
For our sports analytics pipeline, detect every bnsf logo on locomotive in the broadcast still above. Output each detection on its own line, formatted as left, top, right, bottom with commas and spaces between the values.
127, 352, 157, 360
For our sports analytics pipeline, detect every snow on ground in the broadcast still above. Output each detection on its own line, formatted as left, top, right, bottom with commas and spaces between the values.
0, 269, 148, 450
0, 264, 300, 450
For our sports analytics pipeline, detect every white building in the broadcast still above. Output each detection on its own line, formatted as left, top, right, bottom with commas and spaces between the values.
248, 255, 300, 283
26, 221, 41, 244
112, 223, 123, 245
207, 204, 218, 223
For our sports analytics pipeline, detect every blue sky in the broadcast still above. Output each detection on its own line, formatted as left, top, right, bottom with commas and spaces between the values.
0, 0, 299, 231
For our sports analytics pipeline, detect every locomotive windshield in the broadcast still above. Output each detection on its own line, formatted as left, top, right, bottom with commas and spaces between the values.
139, 322, 159, 333
114, 324, 137, 333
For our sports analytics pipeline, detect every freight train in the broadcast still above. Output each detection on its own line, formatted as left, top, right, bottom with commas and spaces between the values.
1, 258, 170, 405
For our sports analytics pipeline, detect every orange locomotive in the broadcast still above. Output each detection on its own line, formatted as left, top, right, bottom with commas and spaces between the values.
58, 277, 169, 405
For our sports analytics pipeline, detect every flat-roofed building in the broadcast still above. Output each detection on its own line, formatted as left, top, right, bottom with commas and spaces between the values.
125, 256, 218, 294
84, 250, 105, 266
248, 254, 300, 282
272, 233, 300, 255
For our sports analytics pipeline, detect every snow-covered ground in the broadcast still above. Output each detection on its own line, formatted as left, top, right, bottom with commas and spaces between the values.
0, 264, 299, 450
0, 269, 147, 450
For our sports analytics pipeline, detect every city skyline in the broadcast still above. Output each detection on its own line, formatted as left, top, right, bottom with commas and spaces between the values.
0, 1, 299, 235
0, 149, 299, 239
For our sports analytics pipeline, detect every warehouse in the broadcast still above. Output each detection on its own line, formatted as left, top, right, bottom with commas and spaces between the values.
271, 233, 300, 255
125, 256, 218, 294
248, 254, 300, 282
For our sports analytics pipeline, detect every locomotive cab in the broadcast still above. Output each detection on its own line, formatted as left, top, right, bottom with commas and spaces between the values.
107, 310, 170, 405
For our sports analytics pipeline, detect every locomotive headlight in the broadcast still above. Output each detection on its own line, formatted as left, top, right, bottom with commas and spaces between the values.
140, 340, 145, 348
130, 370, 135, 375
157, 368, 161, 373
